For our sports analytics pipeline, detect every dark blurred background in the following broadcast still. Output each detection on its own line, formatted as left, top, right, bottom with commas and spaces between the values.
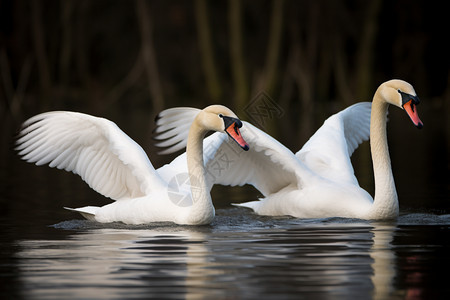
0, 0, 449, 219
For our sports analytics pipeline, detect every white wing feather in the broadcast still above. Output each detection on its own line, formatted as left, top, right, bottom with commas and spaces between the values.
154, 103, 371, 197
201, 123, 309, 196
295, 102, 372, 185
16, 111, 164, 200
153, 107, 200, 154
154, 108, 310, 197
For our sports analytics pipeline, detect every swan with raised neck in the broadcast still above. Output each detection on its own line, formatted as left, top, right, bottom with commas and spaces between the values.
366, 79, 423, 219
16, 104, 250, 225
184, 105, 249, 224
153, 80, 424, 221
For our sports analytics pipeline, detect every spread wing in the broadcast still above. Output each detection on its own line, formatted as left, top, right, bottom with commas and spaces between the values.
154, 107, 312, 197
16, 111, 165, 200
295, 102, 372, 186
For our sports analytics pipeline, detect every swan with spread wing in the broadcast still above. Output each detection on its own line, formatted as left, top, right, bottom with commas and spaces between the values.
154, 80, 423, 220
16, 105, 249, 225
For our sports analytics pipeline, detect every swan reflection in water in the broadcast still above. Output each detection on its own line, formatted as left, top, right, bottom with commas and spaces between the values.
370, 224, 396, 299
14, 219, 406, 299
16, 226, 211, 299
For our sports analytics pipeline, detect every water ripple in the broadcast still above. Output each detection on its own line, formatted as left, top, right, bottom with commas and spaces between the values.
10, 210, 450, 299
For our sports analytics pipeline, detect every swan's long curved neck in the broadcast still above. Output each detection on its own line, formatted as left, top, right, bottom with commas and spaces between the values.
368, 92, 399, 219
185, 121, 214, 224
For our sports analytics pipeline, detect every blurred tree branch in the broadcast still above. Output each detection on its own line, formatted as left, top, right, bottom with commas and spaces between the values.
255, 0, 284, 96
355, 0, 382, 100
59, 1, 74, 87
229, 0, 248, 114
288, 1, 319, 143
75, 1, 91, 88
30, 0, 51, 107
0, 49, 31, 119
194, 0, 222, 102
0, 49, 14, 110
107, 57, 144, 107
136, 0, 164, 113
333, 36, 354, 104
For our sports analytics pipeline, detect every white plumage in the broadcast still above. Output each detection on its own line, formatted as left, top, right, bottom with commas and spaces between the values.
16, 105, 250, 225
155, 79, 423, 220
156, 102, 373, 218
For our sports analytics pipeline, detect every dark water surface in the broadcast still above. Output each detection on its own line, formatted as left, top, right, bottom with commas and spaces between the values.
2, 208, 450, 299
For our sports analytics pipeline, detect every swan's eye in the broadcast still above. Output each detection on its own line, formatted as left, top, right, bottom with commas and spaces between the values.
218, 114, 223, 118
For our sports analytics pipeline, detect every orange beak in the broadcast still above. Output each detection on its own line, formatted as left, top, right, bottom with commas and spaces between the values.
225, 121, 249, 151
403, 100, 423, 129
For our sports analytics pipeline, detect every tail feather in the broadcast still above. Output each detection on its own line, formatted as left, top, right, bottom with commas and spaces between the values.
232, 201, 260, 211
64, 206, 99, 221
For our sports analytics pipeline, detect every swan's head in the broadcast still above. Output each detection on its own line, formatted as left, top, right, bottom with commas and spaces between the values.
379, 79, 423, 129
198, 105, 250, 151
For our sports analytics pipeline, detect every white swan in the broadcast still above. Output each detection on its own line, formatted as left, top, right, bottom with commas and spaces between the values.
16, 105, 249, 225
154, 80, 423, 220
